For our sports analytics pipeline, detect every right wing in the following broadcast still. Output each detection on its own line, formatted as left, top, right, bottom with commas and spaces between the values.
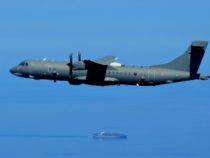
94, 56, 118, 65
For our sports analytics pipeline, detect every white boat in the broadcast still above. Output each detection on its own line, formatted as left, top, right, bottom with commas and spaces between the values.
93, 131, 127, 139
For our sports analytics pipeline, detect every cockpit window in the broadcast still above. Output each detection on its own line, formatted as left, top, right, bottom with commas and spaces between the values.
19, 62, 29, 66
19, 62, 25, 66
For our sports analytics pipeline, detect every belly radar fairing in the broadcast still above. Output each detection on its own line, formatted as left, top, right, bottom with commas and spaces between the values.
10, 41, 210, 86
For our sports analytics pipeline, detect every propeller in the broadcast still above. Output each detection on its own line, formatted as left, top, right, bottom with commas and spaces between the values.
67, 52, 73, 80
67, 51, 82, 82
78, 51, 81, 61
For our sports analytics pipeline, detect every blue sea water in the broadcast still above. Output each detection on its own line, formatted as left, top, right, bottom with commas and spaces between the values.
0, 80, 210, 158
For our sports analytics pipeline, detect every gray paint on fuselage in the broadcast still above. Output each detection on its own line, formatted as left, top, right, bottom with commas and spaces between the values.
105, 66, 190, 85
10, 41, 209, 86
12, 60, 190, 86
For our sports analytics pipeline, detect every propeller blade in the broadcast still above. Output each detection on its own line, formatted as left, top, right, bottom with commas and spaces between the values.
70, 52, 73, 65
78, 51, 81, 61
68, 52, 73, 80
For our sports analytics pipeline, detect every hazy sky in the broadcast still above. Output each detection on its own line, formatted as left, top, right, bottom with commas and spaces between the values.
0, 0, 210, 158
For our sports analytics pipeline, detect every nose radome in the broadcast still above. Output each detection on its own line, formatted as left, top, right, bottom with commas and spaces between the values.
10, 66, 24, 77
10, 67, 16, 74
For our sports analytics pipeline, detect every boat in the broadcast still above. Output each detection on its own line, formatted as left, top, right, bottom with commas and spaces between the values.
93, 131, 127, 139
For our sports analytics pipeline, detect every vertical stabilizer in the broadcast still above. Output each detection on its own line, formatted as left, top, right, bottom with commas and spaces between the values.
156, 41, 208, 73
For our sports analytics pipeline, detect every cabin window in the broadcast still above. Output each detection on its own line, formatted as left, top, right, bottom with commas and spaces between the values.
134, 72, 137, 76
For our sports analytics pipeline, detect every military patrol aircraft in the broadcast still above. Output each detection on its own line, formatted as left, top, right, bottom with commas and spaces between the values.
10, 41, 210, 86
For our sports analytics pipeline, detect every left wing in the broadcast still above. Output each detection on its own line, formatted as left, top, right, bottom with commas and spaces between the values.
81, 56, 120, 85
84, 60, 108, 85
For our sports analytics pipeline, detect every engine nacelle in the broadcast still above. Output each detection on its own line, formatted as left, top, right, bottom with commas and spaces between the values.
73, 61, 86, 70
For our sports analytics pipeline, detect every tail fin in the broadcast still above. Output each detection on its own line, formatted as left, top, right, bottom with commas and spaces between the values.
157, 41, 208, 73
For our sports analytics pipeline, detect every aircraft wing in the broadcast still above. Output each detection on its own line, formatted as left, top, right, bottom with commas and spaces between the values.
94, 56, 118, 65
84, 60, 108, 85
82, 56, 120, 85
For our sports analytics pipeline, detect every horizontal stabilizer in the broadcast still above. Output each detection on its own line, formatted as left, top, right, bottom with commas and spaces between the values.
199, 74, 210, 80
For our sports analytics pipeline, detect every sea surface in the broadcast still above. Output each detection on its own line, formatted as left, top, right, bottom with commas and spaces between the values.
0, 78, 210, 158
0, 90, 210, 158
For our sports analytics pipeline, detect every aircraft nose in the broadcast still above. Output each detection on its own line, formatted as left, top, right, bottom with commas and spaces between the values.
10, 66, 24, 77
10, 67, 16, 74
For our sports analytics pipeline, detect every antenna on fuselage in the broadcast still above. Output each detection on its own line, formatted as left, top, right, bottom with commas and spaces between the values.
42, 58, 47, 61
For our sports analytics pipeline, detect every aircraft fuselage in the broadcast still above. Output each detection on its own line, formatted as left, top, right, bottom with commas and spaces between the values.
10, 41, 210, 86
10, 60, 193, 86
